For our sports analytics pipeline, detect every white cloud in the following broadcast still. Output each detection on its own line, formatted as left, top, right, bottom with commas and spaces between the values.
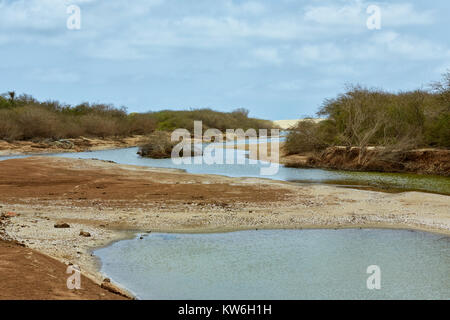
303, 1, 435, 28
371, 32, 450, 60
303, 1, 365, 26
83, 39, 147, 60
0, 0, 67, 30
294, 43, 343, 65
251, 47, 282, 65
225, 1, 266, 15
382, 3, 434, 26
0, 0, 448, 75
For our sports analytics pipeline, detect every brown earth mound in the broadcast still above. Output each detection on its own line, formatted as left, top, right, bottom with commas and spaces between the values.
0, 240, 128, 300
286, 147, 450, 176
0, 157, 288, 205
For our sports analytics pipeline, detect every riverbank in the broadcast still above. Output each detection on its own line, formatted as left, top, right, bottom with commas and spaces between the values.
4, 136, 447, 177
284, 147, 450, 177
0, 239, 129, 300
0, 135, 148, 156
0, 157, 449, 299
232, 141, 450, 176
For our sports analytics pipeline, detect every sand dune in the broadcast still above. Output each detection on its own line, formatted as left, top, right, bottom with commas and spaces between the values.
273, 118, 323, 130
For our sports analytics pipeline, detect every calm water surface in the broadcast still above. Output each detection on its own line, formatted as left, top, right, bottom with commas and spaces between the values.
1, 146, 448, 194
95, 229, 450, 300
1, 144, 449, 299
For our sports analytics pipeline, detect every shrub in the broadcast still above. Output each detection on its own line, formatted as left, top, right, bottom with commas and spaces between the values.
0, 109, 22, 141
0, 92, 275, 141
284, 120, 334, 154
127, 113, 157, 135
14, 106, 63, 139
137, 131, 176, 158
286, 72, 450, 154
78, 115, 122, 138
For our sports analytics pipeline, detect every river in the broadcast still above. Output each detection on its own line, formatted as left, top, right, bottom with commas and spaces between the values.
94, 229, 449, 300
1, 144, 449, 299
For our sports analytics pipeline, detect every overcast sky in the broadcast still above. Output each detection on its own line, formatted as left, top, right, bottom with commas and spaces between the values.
0, 0, 449, 119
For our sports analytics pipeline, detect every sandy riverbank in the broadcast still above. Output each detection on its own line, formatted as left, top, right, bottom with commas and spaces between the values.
0, 156, 449, 299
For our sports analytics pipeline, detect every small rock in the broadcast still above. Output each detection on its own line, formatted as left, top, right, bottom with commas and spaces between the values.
79, 230, 91, 237
101, 281, 122, 295
54, 223, 70, 228
12, 240, 26, 247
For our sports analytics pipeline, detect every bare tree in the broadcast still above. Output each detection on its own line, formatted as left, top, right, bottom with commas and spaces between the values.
338, 91, 387, 165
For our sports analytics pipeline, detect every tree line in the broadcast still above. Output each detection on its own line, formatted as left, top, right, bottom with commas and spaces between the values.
285, 71, 450, 158
0, 93, 273, 141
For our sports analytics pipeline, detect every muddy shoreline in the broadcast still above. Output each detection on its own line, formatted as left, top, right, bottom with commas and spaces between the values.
0, 156, 449, 299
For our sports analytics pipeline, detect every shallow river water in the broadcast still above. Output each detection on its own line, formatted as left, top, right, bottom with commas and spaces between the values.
1, 146, 448, 194
95, 229, 450, 300
1, 145, 449, 299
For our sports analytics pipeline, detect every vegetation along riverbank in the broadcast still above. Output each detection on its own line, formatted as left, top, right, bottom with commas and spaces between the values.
284, 72, 449, 176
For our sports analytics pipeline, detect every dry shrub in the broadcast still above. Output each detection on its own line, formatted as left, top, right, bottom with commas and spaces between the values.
0, 109, 22, 141
138, 131, 176, 158
79, 115, 122, 138
128, 114, 157, 135
14, 106, 63, 139
60, 116, 85, 138
284, 120, 333, 154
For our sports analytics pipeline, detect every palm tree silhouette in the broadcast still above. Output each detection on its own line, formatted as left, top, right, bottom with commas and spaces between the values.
7, 91, 15, 104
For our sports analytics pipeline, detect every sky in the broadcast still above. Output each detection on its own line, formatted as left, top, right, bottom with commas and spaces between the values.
0, 0, 449, 120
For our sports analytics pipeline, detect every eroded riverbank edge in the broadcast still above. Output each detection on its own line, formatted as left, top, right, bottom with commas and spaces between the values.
1, 156, 449, 300
0, 135, 148, 157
